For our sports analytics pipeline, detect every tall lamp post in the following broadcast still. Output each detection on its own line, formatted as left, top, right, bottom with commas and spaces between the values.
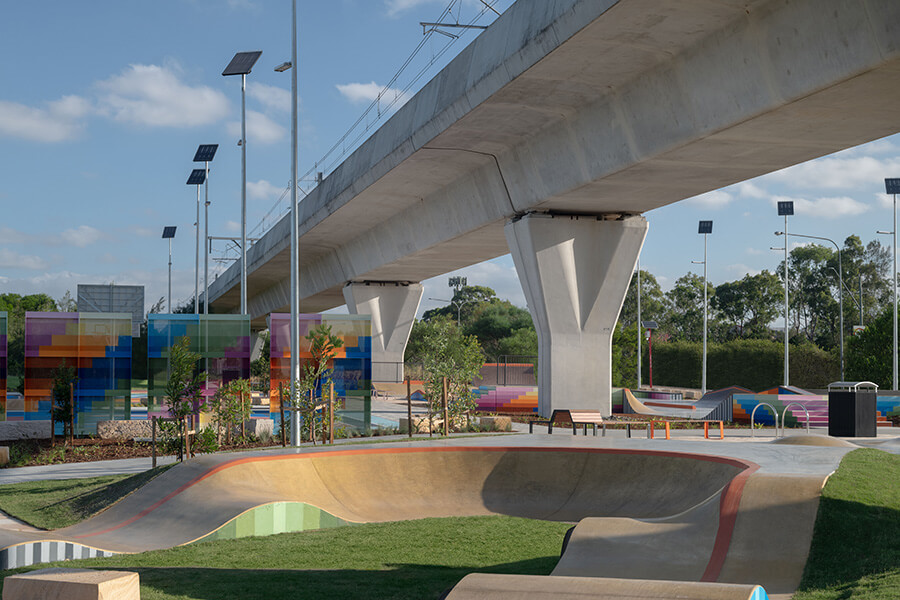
187, 169, 206, 314
223, 50, 262, 316
428, 297, 473, 327
636, 260, 641, 389
642, 321, 658, 389
162, 227, 177, 313
777, 201, 794, 386
880, 177, 899, 390
193, 145, 218, 315
775, 230, 844, 380
693, 221, 712, 395
275, 1, 301, 445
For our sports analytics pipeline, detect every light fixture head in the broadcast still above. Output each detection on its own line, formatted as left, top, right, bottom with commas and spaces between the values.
775, 231, 784, 236
274, 61, 292, 72
877, 230, 892, 235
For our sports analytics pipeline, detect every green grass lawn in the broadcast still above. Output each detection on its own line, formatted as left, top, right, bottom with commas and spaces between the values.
0, 516, 570, 599
0, 466, 171, 530
794, 448, 900, 600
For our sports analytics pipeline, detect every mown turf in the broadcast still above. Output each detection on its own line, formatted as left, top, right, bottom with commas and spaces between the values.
0, 465, 172, 530
794, 448, 900, 600
0, 516, 570, 599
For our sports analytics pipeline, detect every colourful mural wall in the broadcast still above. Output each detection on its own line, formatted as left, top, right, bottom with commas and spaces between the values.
472, 385, 538, 413
24, 312, 131, 434
147, 314, 251, 418
269, 313, 372, 432
0, 312, 6, 421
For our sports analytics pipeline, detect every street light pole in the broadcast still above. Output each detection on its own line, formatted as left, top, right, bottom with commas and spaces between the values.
162, 226, 177, 313
776, 231, 844, 380
695, 221, 712, 395
880, 178, 899, 390
275, 6, 301, 445
187, 170, 206, 314
636, 260, 641, 389
192, 145, 217, 315
777, 201, 794, 386
223, 51, 262, 316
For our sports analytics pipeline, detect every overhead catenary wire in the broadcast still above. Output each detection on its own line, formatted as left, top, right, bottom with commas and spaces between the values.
242, 0, 506, 246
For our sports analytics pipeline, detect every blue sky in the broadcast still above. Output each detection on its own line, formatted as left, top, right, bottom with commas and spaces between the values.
1, 1, 898, 321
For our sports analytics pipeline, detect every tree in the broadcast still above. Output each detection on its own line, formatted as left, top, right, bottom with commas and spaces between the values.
50, 362, 77, 443
280, 324, 344, 443
416, 317, 484, 428
464, 300, 534, 358
846, 307, 895, 389
251, 330, 271, 389
422, 285, 496, 324
163, 336, 206, 460
57, 290, 77, 312
0, 293, 58, 385
713, 271, 781, 339
665, 272, 715, 342
619, 270, 668, 330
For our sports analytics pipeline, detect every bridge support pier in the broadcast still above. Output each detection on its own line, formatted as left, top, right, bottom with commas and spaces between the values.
343, 281, 423, 383
505, 213, 647, 417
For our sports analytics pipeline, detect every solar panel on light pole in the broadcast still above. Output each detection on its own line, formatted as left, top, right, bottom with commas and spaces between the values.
187, 169, 206, 314
162, 227, 177, 313
223, 51, 262, 317
194, 145, 218, 316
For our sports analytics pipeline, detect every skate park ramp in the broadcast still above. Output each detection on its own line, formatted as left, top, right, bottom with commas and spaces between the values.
445, 574, 770, 600
0, 445, 824, 596
624, 387, 743, 421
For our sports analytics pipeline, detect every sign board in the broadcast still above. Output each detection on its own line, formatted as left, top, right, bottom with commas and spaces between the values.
77, 284, 144, 337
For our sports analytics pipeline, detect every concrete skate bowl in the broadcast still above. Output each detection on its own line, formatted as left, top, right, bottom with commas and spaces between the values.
0, 446, 819, 597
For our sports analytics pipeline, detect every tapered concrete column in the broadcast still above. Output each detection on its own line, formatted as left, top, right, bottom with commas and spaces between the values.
343, 282, 424, 383
505, 214, 648, 416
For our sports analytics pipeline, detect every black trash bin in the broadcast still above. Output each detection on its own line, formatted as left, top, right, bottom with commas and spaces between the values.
827, 381, 879, 437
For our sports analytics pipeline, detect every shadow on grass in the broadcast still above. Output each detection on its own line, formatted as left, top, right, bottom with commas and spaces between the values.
83, 559, 557, 600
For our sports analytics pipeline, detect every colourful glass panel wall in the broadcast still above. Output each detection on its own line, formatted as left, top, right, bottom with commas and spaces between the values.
24, 312, 131, 435
147, 314, 251, 418
269, 313, 371, 432
0, 312, 6, 421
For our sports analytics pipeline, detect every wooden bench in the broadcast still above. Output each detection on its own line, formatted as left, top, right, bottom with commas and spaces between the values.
529, 410, 650, 438
648, 419, 724, 440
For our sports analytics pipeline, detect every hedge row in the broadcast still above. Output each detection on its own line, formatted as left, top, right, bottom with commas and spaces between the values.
646, 339, 840, 392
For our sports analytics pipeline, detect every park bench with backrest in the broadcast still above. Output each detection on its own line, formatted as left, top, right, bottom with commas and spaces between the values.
528, 409, 649, 438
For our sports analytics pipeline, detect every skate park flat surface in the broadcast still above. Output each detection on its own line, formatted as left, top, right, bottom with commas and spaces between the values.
0, 430, 891, 598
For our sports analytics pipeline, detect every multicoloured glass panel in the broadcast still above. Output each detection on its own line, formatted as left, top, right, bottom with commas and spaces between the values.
269, 313, 372, 432
23, 312, 132, 434
147, 314, 251, 417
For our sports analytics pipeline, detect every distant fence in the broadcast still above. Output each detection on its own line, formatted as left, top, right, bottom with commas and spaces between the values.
479, 356, 538, 386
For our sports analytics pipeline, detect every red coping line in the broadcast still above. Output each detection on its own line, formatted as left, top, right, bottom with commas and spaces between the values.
74, 444, 759, 580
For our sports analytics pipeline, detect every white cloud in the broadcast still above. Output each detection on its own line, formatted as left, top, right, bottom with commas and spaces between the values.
736, 181, 767, 199
769, 195, 870, 219
0, 95, 91, 142
248, 83, 291, 113
0, 249, 49, 270
686, 190, 732, 209
726, 263, 761, 277
247, 179, 286, 201
226, 110, 286, 144
765, 155, 900, 191
336, 81, 409, 109
96, 63, 230, 128
0, 227, 33, 244
876, 193, 895, 210
60, 225, 103, 248
385, 0, 433, 17
225, 220, 240, 233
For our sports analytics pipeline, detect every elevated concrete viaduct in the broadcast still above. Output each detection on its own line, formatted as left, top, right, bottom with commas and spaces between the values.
208, 0, 900, 415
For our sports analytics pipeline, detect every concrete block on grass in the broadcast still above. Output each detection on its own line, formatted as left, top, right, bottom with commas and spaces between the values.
2, 568, 140, 600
